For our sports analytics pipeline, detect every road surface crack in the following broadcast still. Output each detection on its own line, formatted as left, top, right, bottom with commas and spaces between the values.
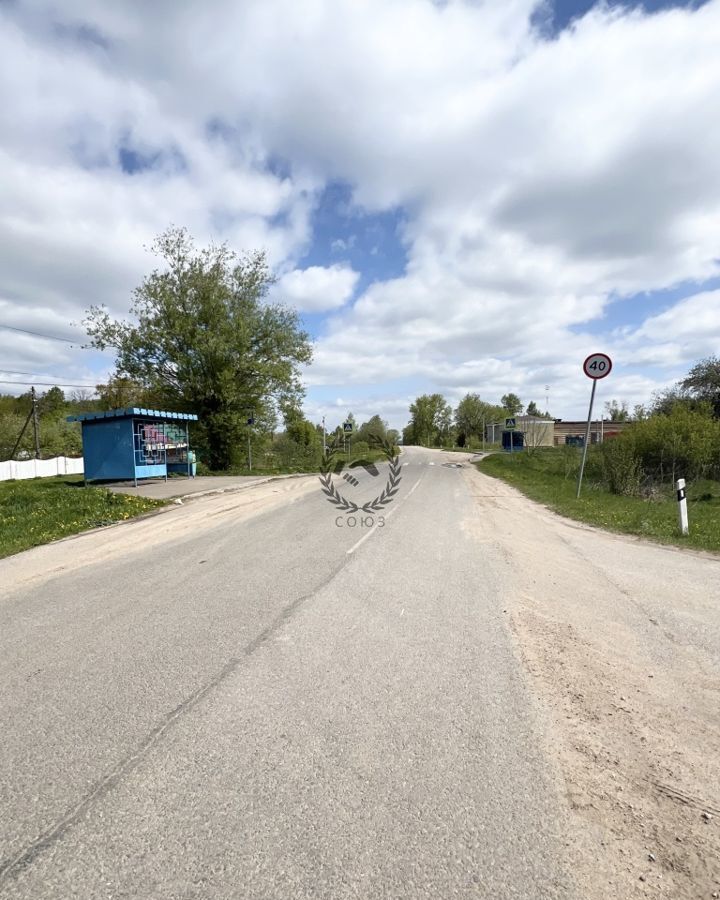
0, 558, 349, 887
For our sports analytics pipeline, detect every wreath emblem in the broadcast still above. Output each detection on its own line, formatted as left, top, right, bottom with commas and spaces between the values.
319, 437, 402, 514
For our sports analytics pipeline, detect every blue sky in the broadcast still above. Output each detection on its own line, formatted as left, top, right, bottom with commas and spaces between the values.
547, 0, 710, 31
1, 0, 719, 428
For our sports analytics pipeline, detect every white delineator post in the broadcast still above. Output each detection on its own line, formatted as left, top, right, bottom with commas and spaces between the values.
676, 478, 689, 535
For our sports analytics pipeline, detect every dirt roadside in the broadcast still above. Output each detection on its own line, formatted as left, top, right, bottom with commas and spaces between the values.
463, 462, 720, 900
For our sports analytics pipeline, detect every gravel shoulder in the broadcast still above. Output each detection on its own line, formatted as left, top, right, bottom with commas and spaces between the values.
463, 463, 720, 900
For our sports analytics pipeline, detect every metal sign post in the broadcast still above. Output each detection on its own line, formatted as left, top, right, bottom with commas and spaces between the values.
576, 353, 612, 498
505, 417, 516, 454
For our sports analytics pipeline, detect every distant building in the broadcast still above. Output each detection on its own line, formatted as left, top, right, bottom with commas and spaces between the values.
552, 420, 632, 446
485, 416, 633, 448
485, 416, 554, 447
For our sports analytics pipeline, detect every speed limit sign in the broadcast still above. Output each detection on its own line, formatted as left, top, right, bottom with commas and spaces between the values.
583, 352, 612, 379
576, 351, 612, 498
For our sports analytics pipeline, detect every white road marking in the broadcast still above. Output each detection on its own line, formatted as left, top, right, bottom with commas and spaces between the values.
406, 478, 423, 499
346, 475, 423, 555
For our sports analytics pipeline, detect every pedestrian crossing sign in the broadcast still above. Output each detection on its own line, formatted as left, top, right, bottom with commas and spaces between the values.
505, 417, 516, 430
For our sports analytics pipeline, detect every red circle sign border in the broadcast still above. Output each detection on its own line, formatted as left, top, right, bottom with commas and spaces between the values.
582, 352, 613, 379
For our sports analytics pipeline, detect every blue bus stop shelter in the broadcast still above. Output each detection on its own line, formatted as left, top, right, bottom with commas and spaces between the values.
67, 408, 198, 485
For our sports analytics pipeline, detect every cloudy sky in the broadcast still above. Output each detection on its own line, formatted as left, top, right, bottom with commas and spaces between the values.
1, 0, 719, 429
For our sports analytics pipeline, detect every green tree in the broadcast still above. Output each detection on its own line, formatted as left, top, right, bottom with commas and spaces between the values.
96, 376, 151, 411
38, 386, 66, 417
84, 227, 312, 470
407, 394, 452, 447
355, 414, 387, 445
454, 393, 502, 446
501, 393, 523, 415
286, 418, 320, 448
283, 405, 320, 449
680, 356, 720, 417
604, 399, 630, 422
526, 400, 541, 417
651, 387, 686, 416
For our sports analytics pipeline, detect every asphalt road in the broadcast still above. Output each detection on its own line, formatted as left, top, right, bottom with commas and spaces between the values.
0, 447, 577, 899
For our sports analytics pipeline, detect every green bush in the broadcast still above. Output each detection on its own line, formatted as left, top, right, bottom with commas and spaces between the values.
600, 438, 642, 496
614, 404, 720, 486
195, 459, 211, 476
268, 434, 322, 470
559, 443, 581, 479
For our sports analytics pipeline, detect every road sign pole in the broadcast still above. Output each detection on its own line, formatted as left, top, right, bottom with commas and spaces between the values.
576, 379, 597, 499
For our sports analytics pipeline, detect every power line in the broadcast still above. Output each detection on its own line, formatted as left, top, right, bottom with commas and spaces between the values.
0, 324, 85, 345
0, 369, 97, 381
0, 379, 100, 388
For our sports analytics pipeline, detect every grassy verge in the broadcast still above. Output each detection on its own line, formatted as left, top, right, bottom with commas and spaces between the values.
198, 446, 397, 477
0, 476, 166, 559
478, 448, 720, 553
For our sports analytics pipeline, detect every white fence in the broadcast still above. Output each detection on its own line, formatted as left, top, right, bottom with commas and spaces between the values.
0, 456, 84, 481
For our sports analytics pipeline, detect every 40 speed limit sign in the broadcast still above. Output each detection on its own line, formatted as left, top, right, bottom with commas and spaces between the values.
583, 352, 612, 379
576, 351, 612, 499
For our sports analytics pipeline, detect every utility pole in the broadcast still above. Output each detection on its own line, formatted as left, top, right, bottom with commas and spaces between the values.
31, 386, 41, 459
10, 404, 34, 459
246, 409, 254, 472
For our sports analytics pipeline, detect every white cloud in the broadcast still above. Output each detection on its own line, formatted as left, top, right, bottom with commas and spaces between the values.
609, 290, 720, 369
276, 264, 360, 312
634, 291, 720, 345
1, 0, 720, 424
